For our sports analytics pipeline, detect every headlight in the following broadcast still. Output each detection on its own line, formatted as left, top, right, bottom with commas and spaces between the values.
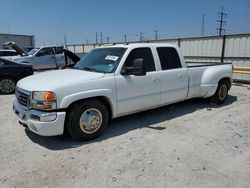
31, 91, 57, 110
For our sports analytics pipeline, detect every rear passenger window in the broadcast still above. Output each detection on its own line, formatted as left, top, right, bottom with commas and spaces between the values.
124, 48, 155, 72
157, 47, 182, 70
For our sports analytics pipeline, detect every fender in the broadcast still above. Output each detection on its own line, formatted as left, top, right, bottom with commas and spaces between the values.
59, 89, 117, 117
200, 65, 232, 97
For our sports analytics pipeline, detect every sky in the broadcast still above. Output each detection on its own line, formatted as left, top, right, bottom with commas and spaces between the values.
0, 0, 249, 46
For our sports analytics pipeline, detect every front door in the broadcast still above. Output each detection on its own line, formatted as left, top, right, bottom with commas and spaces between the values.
115, 48, 161, 115
34, 47, 56, 69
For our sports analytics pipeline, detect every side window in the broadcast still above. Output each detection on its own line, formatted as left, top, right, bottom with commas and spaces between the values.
38, 48, 54, 56
0, 51, 17, 56
157, 47, 182, 70
55, 46, 63, 54
124, 48, 155, 72
9, 51, 18, 56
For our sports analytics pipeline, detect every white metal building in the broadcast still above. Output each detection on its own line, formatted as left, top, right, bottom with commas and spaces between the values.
0, 33, 35, 49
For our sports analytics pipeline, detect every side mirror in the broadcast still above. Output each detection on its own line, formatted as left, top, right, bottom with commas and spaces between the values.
132, 58, 146, 76
121, 58, 146, 76
36, 51, 44, 57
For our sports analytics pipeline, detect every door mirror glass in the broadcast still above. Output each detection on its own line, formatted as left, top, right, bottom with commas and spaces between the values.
121, 58, 146, 76
132, 58, 146, 76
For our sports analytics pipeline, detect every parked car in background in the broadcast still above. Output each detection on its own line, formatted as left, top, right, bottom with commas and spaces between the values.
0, 58, 33, 94
0, 49, 19, 60
5, 42, 65, 70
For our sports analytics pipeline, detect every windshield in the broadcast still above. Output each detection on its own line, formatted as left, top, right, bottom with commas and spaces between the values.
74, 47, 127, 73
27, 48, 40, 55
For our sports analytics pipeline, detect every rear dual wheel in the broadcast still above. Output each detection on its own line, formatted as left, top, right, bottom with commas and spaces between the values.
211, 80, 229, 104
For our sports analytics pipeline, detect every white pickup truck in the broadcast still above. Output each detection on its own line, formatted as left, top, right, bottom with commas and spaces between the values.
13, 43, 232, 141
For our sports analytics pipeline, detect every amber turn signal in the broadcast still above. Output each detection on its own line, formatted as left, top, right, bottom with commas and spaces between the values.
44, 92, 56, 101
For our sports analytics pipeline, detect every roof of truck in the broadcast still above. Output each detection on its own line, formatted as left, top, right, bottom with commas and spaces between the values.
97, 43, 178, 49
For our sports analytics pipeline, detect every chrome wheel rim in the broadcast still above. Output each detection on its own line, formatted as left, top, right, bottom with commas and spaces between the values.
219, 85, 227, 101
0, 79, 15, 94
79, 108, 103, 134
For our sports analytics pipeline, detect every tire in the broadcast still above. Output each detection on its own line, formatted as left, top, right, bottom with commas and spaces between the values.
66, 100, 109, 141
0, 77, 16, 94
211, 81, 229, 105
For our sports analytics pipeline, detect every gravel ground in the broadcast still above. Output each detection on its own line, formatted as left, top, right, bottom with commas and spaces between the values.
0, 85, 250, 188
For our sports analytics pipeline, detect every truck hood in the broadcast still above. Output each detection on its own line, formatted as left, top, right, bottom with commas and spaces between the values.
17, 69, 105, 91
3, 41, 28, 56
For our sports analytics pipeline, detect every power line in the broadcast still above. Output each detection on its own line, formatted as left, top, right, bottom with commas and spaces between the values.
217, 7, 227, 36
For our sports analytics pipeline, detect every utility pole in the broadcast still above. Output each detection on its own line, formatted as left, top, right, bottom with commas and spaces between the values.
100, 32, 103, 44
154, 30, 159, 40
201, 14, 205, 36
95, 31, 98, 44
217, 7, 227, 36
124, 34, 127, 42
139, 32, 144, 42
64, 33, 67, 46
106, 36, 110, 43
7, 24, 10, 35
86, 39, 89, 45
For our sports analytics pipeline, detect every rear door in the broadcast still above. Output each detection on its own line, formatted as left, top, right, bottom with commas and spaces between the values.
33, 47, 56, 69
115, 47, 161, 115
156, 47, 189, 104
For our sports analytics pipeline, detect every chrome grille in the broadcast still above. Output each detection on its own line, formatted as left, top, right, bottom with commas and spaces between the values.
16, 89, 30, 108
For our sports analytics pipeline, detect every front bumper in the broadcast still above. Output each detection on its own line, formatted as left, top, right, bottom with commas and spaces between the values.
13, 99, 66, 136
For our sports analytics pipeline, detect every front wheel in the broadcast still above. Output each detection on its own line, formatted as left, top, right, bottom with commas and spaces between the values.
211, 81, 229, 104
66, 100, 109, 141
0, 77, 16, 94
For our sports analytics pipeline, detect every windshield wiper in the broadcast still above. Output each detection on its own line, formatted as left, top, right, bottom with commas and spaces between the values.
82, 66, 98, 72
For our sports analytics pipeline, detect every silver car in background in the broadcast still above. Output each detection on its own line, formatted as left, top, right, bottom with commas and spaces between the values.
4, 42, 65, 70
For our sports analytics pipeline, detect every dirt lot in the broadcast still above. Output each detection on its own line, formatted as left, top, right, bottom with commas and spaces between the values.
0, 85, 250, 188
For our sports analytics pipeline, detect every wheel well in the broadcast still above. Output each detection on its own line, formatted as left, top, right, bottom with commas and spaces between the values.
66, 96, 113, 118
0, 75, 17, 82
219, 77, 231, 90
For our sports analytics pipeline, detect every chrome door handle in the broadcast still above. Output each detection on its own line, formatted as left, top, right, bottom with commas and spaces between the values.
177, 73, 184, 78
152, 76, 161, 82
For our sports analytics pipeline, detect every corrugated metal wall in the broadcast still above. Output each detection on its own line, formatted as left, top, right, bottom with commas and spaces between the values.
67, 33, 250, 82
0, 34, 35, 49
